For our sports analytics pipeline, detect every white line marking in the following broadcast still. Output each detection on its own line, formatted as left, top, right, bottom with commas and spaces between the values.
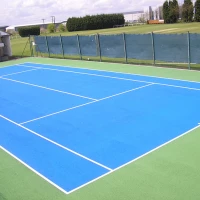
67, 124, 200, 194
24, 55, 200, 73
0, 77, 97, 101
19, 64, 200, 91
99, 84, 155, 100
19, 64, 152, 84
0, 115, 112, 171
24, 61, 200, 83
20, 83, 154, 124
0, 69, 38, 77
0, 146, 69, 195
20, 101, 97, 124
0, 64, 25, 69
156, 83, 200, 91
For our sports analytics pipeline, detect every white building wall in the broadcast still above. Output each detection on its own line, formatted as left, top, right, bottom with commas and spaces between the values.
124, 13, 145, 22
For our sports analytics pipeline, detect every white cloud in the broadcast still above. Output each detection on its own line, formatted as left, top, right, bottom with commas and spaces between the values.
0, 0, 181, 26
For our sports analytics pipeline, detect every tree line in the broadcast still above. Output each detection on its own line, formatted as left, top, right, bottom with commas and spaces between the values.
163, 0, 200, 23
67, 14, 125, 32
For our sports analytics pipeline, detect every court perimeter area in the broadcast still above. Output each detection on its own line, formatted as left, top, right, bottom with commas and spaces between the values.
1, 57, 200, 200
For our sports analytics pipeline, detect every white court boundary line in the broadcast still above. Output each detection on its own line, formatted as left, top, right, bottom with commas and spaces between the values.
0, 114, 112, 171
24, 61, 200, 83
0, 64, 24, 69
0, 146, 69, 195
1, 62, 200, 194
19, 64, 152, 84
18, 64, 200, 91
0, 76, 97, 101
20, 83, 154, 124
0, 69, 39, 77
67, 124, 200, 194
27, 56, 200, 73
1, 123, 199, 195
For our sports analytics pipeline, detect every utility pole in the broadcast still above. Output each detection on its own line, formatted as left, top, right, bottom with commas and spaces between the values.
51, 16, 54, 23
42, 19, 45, 28
51, 16, 56, 32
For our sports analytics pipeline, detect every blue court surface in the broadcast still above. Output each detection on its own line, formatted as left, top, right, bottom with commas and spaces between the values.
1, 62, 200, 194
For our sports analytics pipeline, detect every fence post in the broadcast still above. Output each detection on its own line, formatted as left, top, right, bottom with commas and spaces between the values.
123, 33, 127, 64
151, 32, 155, 65
29, 35, 34, 57
187, 31, 191, 70
77, 34, 82, 60
97, 34, 102, 62
60, 35, 65, 58
45, 35, 50, 57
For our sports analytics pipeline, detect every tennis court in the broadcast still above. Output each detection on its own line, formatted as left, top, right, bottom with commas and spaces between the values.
1, 60, 200, 196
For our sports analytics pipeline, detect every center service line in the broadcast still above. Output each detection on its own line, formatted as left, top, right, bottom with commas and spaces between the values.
20, 83, 154, 125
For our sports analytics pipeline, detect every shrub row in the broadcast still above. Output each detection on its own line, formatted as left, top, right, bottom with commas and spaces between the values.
67, 14, 125, 32
18, 26, 40, 37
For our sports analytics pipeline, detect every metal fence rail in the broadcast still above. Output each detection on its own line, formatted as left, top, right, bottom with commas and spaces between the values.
33, 32, 200, 69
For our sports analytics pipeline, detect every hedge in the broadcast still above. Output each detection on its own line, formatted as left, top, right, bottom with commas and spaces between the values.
18, 26, 40, 37
67, 14, 125, 32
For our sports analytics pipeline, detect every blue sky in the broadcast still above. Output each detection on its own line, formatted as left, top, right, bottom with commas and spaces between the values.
0, 0, 185, 26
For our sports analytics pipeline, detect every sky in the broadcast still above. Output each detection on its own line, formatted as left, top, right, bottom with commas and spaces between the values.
0, 0, 185, 26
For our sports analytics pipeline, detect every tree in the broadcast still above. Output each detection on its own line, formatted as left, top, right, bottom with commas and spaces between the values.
138, 12, 149, 23
47, 24, 55, 33
169, 0, 174, 23
173, 0, 179, 21
169, 0, 179, 23
182, 0, 194, 22
195, 0, 200, 21
58, 24, 66, 32
18, 26, 40, 37
163, 0, 170, 23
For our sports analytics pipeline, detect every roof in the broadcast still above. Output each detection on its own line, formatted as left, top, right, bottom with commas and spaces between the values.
122, 11, 144, 15
0, 26, 9, 28
6, 21, 63, 29
0, 31, 9, 36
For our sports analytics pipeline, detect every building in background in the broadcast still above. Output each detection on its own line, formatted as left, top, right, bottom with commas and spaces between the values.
149, 6, 154, 20
122, 5, 164, 24
122, 11, 145, 23
0, 26, 8, 32
6, 22, 65, 33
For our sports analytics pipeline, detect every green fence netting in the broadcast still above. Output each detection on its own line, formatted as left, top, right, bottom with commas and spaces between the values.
79, 35, 98, 57
33, 33, 200, 67
34, 36, 48, 54
190, 34, 200, 64
154, 34, 188, 63
61, 36, 79, 56
99, 34, 124, 58
125, 34, 153, 60
47, 36, 62, 55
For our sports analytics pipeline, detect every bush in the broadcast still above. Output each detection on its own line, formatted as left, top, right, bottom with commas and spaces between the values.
67, 14, 125, 32
18, 26, 40, 37
47, 24, 55, 33
58, 24, 66, 32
